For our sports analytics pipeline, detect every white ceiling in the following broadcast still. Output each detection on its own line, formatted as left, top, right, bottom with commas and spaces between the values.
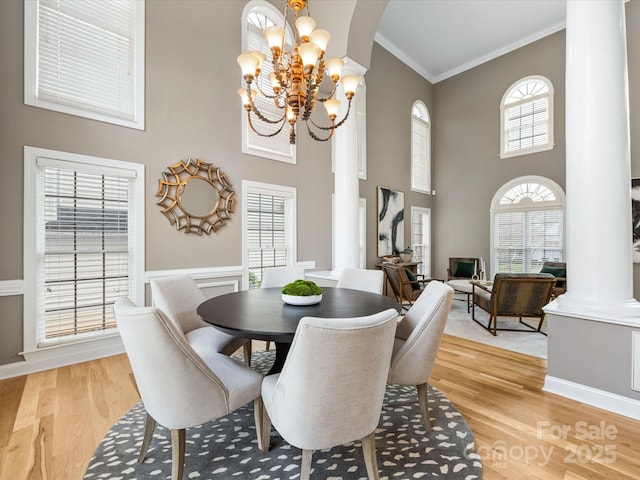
375, 0, 567, 83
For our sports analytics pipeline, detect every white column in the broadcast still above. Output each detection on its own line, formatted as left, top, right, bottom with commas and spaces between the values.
557, 0, 640, 317
332, 58, 366, 275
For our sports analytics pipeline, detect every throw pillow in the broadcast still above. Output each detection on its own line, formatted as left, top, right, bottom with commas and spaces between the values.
405, 269, 421, 290
453, 260, 475, 278
540, 265, 566, 278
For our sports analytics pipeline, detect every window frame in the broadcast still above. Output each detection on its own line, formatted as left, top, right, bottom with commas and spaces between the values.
24, 0, 145, 130
23, 146, 145, 356
500, 75, 554, 159
490, 176, 565, 276
242, 180, 297, 290
410, 206, 431, 277
411, 101, 431, 194
240, 0, 296, 164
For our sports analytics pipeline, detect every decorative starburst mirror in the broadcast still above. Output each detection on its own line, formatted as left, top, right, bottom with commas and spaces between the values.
156, 158, 235, 235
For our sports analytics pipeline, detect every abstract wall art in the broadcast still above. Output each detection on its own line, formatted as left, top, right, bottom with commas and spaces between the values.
377, 186, 404, 257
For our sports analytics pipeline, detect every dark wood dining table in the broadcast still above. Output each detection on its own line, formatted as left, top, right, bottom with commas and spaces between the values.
197, 287, 401, 374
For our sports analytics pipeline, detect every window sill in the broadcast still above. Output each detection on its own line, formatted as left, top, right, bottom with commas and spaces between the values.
500, 144, 554, 159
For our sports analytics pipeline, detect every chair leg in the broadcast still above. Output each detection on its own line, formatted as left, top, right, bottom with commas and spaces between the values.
171, 429, 186, 480
361, 432, 380, 480
300, 449, 313, 480
137, 413, 156, 463
243, 342, 252, 367
266, 340, 271, 351
254, 397, 271, 453
417, 383, 431, 434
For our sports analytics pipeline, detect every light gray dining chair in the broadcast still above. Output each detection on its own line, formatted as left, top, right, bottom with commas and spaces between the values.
336, 268, 385, 295
150, 275, 250, 364
260, 266, 305, 288
387, 281, 454, 433
113, 297, 265, 480
259, 308, 398, 480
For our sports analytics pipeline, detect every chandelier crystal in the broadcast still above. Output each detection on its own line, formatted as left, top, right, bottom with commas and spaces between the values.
237, 0, 359, 145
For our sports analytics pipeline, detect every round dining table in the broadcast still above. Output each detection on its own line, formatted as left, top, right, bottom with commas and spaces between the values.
197, 287, 401, 374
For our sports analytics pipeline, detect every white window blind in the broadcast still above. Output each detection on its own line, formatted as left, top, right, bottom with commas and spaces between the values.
25, 0, 144, 129
411, 102, 431, 194
36, 160, 133, 343
246, 192, 288, 288
242, 5, 295, 163
500, 76, 553, 158
410, 207, 431, 276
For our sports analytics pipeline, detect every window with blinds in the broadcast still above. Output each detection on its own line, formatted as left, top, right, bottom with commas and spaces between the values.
411, 101, 431, 194
244, 184, 296, 289
242, 3, 296, 163
24, 147, 144, 350
24, 0, 145, 129
410, 207, 431, 276
500, 76, 554, 158
492, 178, 564, 275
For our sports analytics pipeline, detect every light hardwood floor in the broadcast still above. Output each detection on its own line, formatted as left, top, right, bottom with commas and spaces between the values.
1, 336, 639, 480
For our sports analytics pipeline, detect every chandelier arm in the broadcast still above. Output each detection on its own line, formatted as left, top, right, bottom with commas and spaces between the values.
247, 111, 288, 138
315, 83, 338, 102
249, 96, 289, 124
308, 98, 353, 131
304, 118, 335, 142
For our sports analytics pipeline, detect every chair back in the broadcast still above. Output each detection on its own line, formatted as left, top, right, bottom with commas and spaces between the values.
447, 257, 480, 280
491, 273, 556, 316
382, 264, 415, 303
388, 281, 454, 386
113, 297, 232, 429
336, 268, 384, 294
150, 274, 207, 334
261, 266, 305, 288
263, 308, 398, 451
540, 261, 567, 295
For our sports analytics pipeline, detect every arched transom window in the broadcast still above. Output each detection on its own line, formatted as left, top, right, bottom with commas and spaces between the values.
491, 176, 565, 275
500, 76, 554, 158
411, 101, 431, 194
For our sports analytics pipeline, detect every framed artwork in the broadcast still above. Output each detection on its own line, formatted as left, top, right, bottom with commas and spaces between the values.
632, 178, 640, 262
377, 186, 404, 257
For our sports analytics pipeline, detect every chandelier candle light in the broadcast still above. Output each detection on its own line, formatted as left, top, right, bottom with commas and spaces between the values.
237, 0, 360, 144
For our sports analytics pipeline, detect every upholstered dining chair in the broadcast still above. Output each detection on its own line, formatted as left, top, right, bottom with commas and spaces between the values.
447, 257, 481, 281
336, 268, 385, 294
261, 266, 305, 288
382, 264, 432, 310
113, 297, 265, 480
387, 281, 454, 432
472, 273, 556, 336
150, 275, 250, 364
259, 308, 398, 480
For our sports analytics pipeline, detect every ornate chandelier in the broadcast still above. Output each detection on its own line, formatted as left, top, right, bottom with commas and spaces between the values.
237, 0, 359, 145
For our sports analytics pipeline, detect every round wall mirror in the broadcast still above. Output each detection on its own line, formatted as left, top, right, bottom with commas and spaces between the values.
156, 158, 235, 235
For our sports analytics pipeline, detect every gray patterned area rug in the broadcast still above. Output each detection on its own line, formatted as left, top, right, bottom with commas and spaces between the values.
84, 351, 482, 480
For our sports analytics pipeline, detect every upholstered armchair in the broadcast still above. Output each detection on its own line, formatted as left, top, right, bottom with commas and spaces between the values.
447, 257, 481, 281
540, 261, 567, 297
387, 281, 454, 432
472, 273, 556, 336
113, 297, 265, 480
336, 268, 385, 294
150, 275, 250, 364
259, 309, 398, 480
382, 264, 432, 310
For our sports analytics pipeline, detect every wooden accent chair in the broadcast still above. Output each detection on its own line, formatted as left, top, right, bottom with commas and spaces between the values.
382, 264, 432, 310
259, 308, 398, 480
472, 273, 556, 336
540, 261, 567, 297
387, 281, 454, 432
113, 297, 265, 480
447, 257, 481, 281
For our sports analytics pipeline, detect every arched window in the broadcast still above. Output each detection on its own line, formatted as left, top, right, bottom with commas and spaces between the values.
411, 101, 431, 193
500, 76, 554, 158
241, 1, 296, 164
491, 176, 565, 275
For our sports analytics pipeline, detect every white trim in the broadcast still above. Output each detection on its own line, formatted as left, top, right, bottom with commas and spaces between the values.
543, 375, 640, 421
146, 265, 243, 282
0, 280, 24, 296
374, 32, 435, 83
296, 261, 317, 270
633, 332, 640, 392
0, 334, 125, 381
197, 280, 239, 293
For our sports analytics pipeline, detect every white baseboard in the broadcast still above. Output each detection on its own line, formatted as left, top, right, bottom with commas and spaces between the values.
544, 375, 640, 421
0, 335, 125, 380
